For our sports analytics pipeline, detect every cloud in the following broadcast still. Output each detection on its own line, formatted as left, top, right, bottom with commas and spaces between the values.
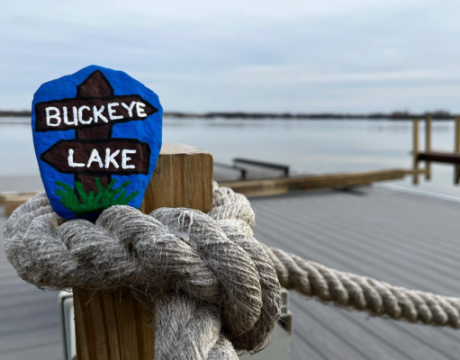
1, 0, 460, 112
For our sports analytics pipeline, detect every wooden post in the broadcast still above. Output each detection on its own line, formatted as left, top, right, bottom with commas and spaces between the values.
413, 119, 419, 185
425, 116, 432, 180
74, 144, 213, 360
141, 144, 214, 214
455, 118, 460, 185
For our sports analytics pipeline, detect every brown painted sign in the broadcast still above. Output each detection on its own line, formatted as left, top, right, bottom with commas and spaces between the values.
40, 139, 150, 175
35, 95, 157, 132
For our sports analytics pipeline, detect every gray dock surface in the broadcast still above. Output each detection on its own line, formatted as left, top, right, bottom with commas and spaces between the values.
1, 186, 460, 359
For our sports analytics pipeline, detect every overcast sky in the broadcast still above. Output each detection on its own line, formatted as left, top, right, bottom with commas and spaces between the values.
2, 0, 460, 113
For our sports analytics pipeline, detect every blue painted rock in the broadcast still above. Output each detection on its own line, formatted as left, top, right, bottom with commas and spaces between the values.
32, 65, 163, 220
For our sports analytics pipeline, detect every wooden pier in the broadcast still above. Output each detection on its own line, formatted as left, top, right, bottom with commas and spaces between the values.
412, 116, 460, 185
221, 168, 407, 197
2, 136, 460, 359
1, 186, 460, 359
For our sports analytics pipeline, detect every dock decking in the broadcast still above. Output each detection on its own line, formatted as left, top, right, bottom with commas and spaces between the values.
1, 186, 460, 359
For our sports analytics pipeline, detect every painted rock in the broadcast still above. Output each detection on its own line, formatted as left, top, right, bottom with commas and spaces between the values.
32, 65, 163, 220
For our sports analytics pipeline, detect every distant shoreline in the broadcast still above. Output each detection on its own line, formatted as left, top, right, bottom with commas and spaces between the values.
1, 110, 458, 120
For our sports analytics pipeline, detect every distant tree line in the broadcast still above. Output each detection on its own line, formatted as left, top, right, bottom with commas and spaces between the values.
1, 109, 458, 120
167, 110, 459, 120
0, 110, 32, 117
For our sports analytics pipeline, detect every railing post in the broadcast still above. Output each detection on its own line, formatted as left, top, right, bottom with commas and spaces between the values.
74, 144, 213, 360
455, 118, 460, 185
413, 119, 419, 185
425, 116, 432, 180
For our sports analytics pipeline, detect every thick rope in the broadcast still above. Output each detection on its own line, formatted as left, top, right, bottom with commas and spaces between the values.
4, 183, 460, 359
263, 247, 460, 328
4, 187, 281, 359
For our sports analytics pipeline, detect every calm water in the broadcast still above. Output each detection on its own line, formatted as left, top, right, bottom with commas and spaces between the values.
1, 117, 460, 197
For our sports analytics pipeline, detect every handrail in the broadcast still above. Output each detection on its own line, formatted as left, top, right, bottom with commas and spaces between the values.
233, 158, 290, 177
214, 162, 247, 180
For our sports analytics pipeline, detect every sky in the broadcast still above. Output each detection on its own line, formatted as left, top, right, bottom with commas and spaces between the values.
2, 0, 460, 113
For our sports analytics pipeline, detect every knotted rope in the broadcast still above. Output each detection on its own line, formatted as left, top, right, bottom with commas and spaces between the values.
4, 183, 460, 359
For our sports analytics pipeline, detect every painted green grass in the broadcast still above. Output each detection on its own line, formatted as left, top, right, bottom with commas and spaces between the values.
55, 178, 139, 216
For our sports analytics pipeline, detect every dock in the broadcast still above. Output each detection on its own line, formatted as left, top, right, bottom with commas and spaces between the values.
1, 185, 459, 359
412, 116, 460, 185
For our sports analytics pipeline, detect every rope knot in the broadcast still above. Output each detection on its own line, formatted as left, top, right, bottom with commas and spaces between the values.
5, 182, 460, 359
150, 207, 281, 350
4, 184, 281, 358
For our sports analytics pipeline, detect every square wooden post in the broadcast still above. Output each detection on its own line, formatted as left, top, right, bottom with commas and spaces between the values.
425, 116, 432, 180
140, 144, 214, 214
74, 144, 213, 360
413, 119, 419, 185
455, 118, 460, 185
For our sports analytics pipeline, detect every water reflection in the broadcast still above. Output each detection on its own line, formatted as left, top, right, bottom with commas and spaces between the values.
1, 117, 459, 197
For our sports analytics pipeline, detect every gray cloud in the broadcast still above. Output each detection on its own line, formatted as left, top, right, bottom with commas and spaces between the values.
1, 0, 460, 112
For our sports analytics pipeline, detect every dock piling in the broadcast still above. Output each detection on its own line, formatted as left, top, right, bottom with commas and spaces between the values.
73, 144, 213, 360
412, 119, 419, 185
425, 116, 432, 180
455, 118, 460, 185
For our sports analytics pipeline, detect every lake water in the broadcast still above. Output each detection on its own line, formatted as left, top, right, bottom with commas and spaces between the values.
1, 117, 460, 198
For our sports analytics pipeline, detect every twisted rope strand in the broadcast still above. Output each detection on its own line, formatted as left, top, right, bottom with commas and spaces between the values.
263, 247, 460, 328
151, 207, 265, 340
154, 293, 236, 360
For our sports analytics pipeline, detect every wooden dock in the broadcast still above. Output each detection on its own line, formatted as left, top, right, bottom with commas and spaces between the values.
412, 117, 460, 185
1, 167, 412, 215
1, 186, 460, 359
221, 169, 408, 197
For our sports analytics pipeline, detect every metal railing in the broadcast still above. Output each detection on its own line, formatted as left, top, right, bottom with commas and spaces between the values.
233, 158, 290, 177
214, 162, 247, 180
